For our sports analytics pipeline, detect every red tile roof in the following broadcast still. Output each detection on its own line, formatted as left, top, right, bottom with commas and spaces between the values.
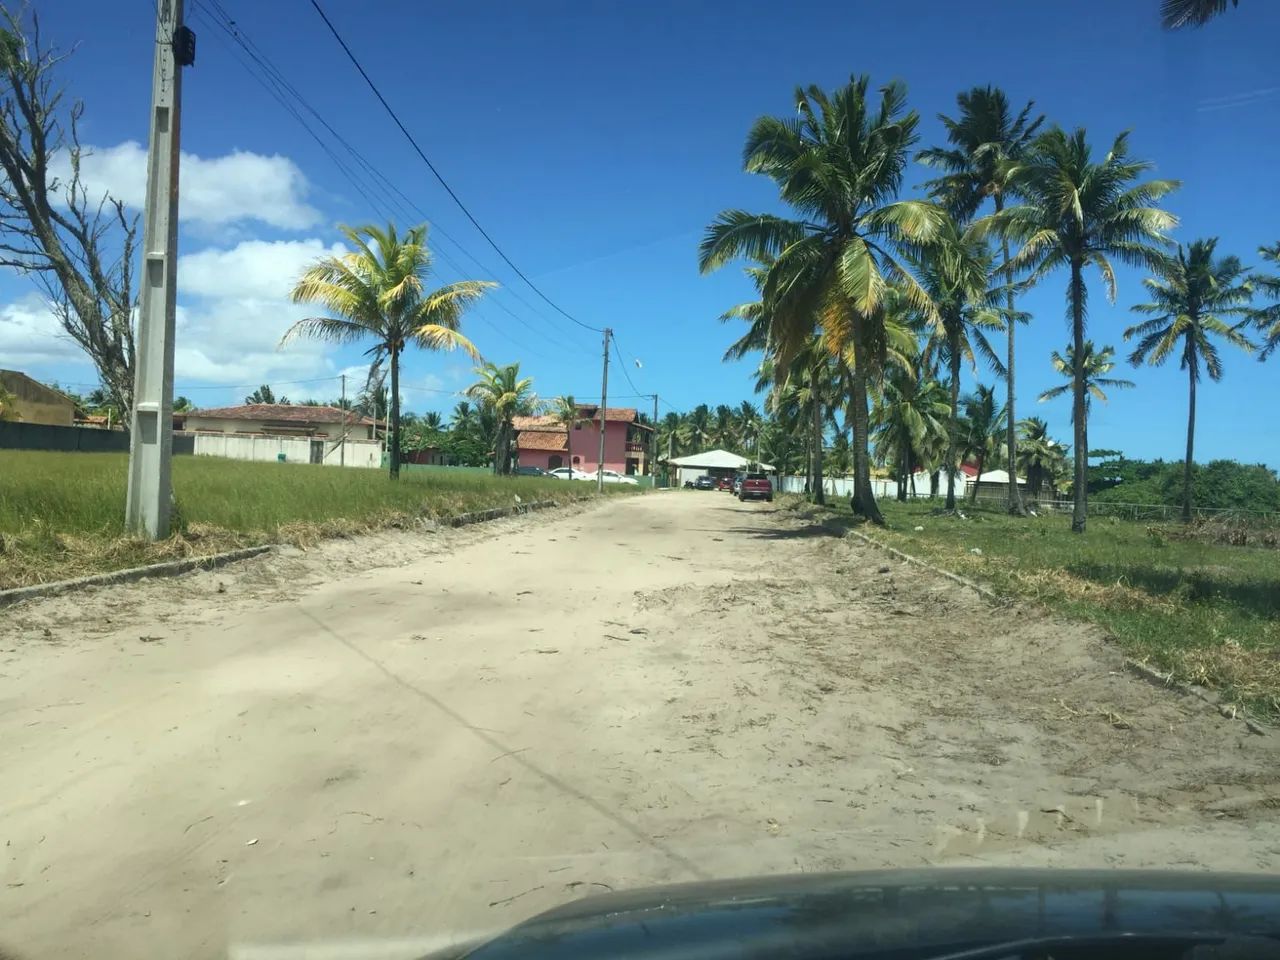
513, 406, 650, 432
517, 431, 568, 452
188, 404, 373, 426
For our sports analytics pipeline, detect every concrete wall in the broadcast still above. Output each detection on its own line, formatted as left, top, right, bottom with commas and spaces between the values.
0, 370, 75, 425
0, 421, 194, 454
193, 433, 382, 468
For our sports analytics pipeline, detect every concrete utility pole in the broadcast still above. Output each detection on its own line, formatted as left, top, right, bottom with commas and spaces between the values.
339, 373, 346, 467
126, 0, 194, 539
650, 392, 658, 485
596, 327, 610, 492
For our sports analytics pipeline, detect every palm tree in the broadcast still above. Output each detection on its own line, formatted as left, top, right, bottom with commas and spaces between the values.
1251, 242, 1280, 359
959, 384, 1003, 503
656, 411, 684, 463
711, 404, 736, 448
735, 401, 764, 457
1125, 239, 1255, 521
1016, 417, 1068, 499
915, 214, 1006, 509
245, 384, 287, 405
1039, 341, 1134, 484
420, 411, 444, 431
684, 404, 713, 451
284, 222, 492, 479
920, 86, 1043, 516
990, 128, 1178, 532
699, 75, 943, 524
871, 366, 950, 501
1161, 0, 1239, 29
466, 362, 536, 475
550, 395, 581, 473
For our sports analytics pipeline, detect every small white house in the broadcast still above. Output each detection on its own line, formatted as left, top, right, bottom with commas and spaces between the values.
665, 448, 775, 487
185, 403, 382, 468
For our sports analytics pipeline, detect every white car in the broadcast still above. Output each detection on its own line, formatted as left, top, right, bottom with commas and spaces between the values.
600, 470, 639, 485
548, 467, 595, 481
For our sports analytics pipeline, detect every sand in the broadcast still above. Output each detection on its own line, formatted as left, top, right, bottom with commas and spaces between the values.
2, 492, 1277, 959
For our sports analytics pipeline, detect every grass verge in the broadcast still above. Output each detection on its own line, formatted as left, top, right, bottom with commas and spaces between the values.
783, 495, 1280, 721
0, 451, 636, 589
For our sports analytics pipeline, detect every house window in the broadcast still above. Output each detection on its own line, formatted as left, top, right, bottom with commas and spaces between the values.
572, 455, 580, 464
548, 455, 563, 469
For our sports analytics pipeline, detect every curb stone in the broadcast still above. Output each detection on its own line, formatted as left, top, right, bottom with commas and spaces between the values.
1124, 658, 1269, 737
0, 498, 566, 609
843, 528, 1005, 604
0, 545, 273, 609
840, 520, 1270, 737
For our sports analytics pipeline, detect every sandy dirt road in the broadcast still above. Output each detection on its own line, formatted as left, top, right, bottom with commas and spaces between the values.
3, 492, 1279, 958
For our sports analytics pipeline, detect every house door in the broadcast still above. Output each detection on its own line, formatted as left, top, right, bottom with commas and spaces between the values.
309, 439, 324, 464
548, 455, 563, 469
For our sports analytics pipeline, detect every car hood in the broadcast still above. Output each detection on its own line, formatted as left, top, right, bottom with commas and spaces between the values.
438, 869, 1280, 959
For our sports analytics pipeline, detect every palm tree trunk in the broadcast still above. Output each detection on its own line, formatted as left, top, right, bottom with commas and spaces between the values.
811, 388, 825, 506
996, 196, 1028, 518
1070, 260, 1088, 534
849, 353, 884, 525
945, 342, 960, 511
389, 346, 402, 480
1183, 363, 1196, 523
897, 430, 908, 502
970, 450, 984, 504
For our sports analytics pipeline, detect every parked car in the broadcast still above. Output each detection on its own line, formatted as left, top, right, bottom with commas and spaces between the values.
693, 475, 716, 490
548, 467, 594, 481
515, 465, 548, 477
738, 472, 773, 502
600, 470, 639, 485
716, 476, 733, 492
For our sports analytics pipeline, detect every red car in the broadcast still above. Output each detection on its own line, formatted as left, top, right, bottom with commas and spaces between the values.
716, 476, 733, 491
738, 473, 773, 502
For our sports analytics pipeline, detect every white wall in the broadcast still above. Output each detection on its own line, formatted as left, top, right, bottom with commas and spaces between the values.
193, 433, 382, 469
778, 474, 973, 500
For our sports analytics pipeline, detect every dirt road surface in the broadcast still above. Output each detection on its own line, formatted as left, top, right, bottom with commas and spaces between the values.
4, 492, 1278, 958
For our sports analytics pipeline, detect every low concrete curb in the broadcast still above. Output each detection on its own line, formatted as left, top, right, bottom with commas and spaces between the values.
438, 499, 558, 527
0, 545, 273, 609
846, 525, 1271, 737
1124, 658, 1269, 737
844, 528, 1005, 604
0, 499, 568, 609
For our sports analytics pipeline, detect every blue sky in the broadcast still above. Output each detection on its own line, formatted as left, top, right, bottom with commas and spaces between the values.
4, 0, 1278, 465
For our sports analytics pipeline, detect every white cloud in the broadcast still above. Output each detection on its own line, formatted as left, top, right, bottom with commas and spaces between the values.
180, 238, 345, 300
173, 295, 332, 387
0, 295, 87, 367
170, 238, 348, 387
54, 141, 321, 230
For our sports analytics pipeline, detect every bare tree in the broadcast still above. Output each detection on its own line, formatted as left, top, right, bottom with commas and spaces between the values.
0, 6, 138, 414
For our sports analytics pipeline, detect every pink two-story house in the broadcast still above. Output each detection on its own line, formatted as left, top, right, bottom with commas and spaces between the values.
514, 406, 653, 476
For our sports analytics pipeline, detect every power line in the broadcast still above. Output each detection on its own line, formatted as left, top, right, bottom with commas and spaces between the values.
186, 1, 584, 365
610, 335, 646, 398
306, 0, 604, 334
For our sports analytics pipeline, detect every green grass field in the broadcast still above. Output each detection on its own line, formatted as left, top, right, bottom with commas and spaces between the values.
0, 451, 633, 589
842, 498, 1280, 719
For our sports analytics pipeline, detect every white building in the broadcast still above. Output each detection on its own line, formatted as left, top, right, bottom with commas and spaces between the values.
665, 448, 775, 487
184, 403, 382, 468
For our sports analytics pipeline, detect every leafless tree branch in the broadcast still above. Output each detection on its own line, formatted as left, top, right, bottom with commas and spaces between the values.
0, 3, 137, 414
